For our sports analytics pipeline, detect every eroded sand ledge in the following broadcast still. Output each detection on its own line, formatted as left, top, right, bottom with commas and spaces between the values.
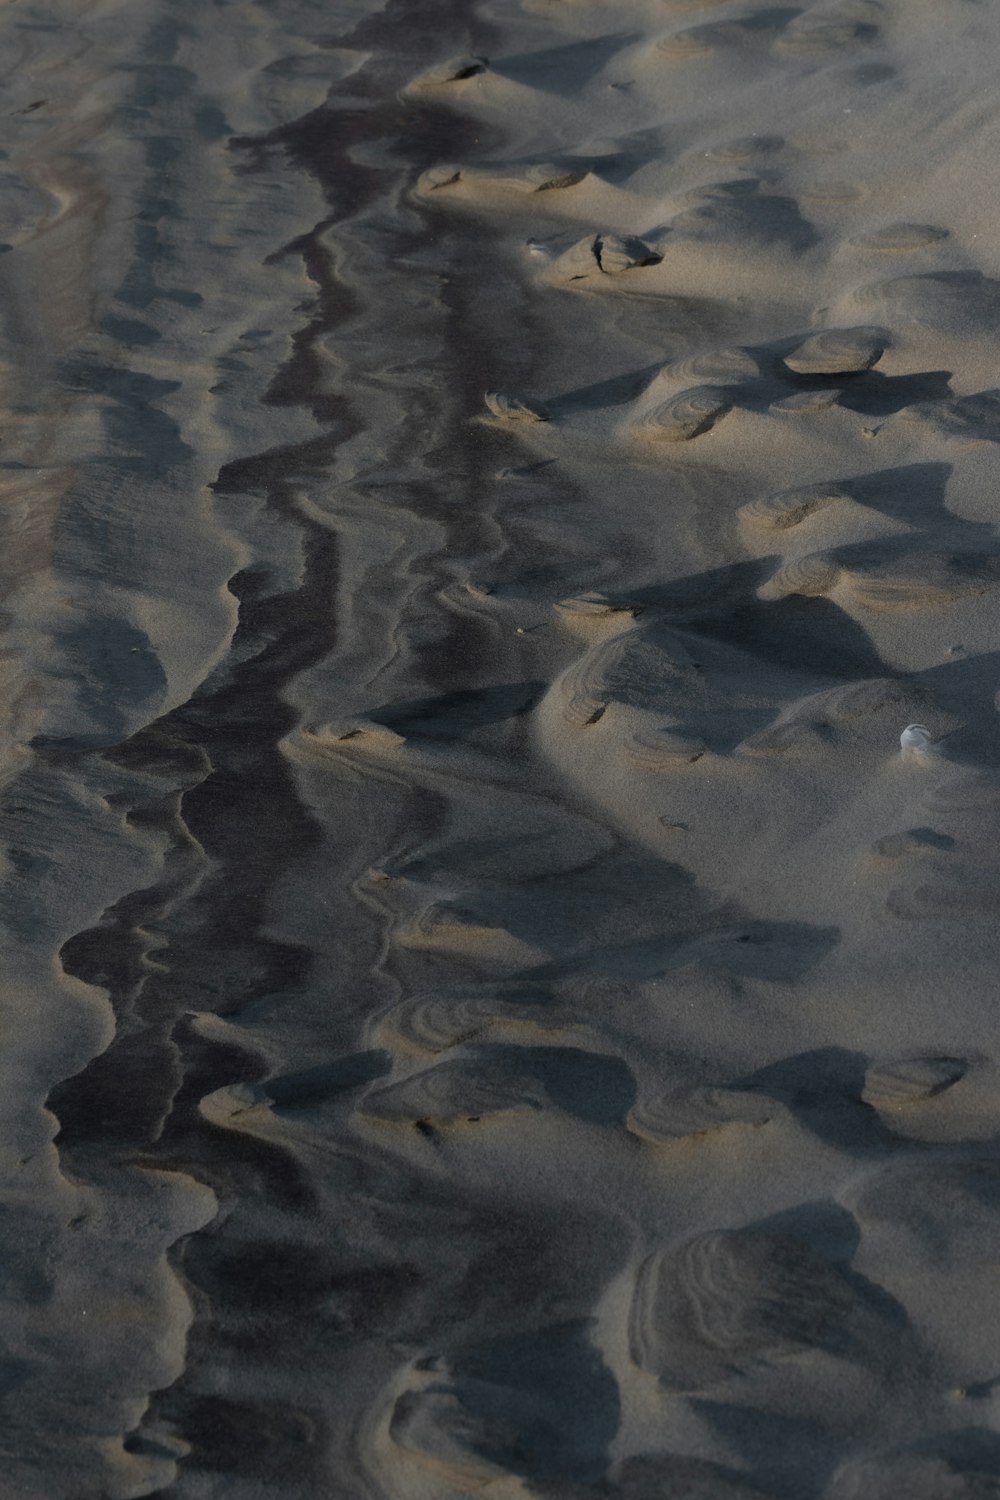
6, 0, 1000, 1495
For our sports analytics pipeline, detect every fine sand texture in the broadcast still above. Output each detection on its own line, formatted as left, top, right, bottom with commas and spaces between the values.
8, 0, 1000, 1496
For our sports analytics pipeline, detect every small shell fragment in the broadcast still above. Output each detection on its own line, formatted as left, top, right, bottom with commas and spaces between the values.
484, 391, 551, 423
525, 163, 590, 193
419, 163, 463, 192
406, 55, 488, 92
314, 721, 406, 752
626, 727, 706, 770
899, 723, 935, 761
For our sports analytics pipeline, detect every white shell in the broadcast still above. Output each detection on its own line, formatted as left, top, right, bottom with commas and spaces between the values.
899, 722, 934, 759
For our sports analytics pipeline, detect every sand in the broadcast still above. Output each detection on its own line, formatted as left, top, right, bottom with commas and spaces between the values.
5, 0, 1000, 1495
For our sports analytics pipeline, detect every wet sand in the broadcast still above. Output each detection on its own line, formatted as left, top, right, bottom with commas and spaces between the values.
6, 0, 1000, 1495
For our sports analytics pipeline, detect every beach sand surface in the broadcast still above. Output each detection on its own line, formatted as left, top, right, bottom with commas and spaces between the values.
5, 0, 1000, 1495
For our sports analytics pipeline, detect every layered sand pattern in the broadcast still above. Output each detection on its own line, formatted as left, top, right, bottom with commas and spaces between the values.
6, 0, 1000, 1496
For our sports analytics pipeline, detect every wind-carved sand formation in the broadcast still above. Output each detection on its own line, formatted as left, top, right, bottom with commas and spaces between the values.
7, 0, 1000, 1496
